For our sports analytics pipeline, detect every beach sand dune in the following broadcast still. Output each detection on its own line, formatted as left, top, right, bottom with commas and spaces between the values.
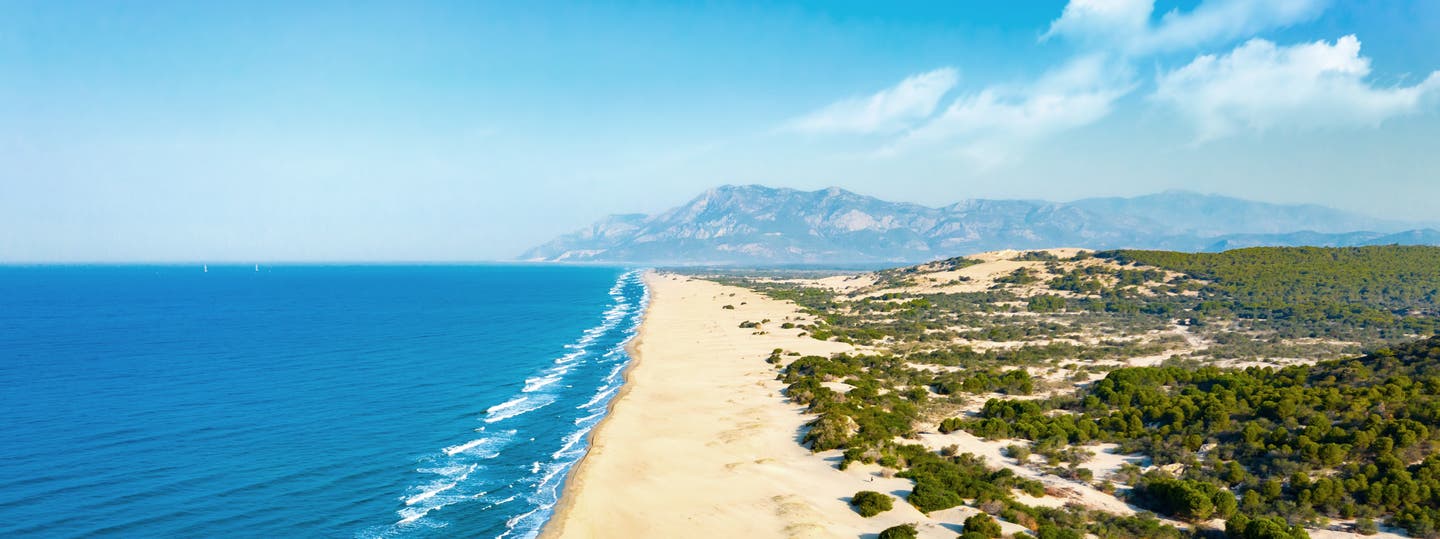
540, 271, 1391, 539
543, 273, 963, 538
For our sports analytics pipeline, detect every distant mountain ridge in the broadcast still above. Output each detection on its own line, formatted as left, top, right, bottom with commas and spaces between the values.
522, 185, 1439, 265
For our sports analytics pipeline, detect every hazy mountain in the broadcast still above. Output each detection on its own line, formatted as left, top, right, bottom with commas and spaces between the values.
521, 185, 1437, 265
1067, 190, 1410, 236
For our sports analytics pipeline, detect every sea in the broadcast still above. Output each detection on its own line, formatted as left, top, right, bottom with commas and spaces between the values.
0, 265, 647, 538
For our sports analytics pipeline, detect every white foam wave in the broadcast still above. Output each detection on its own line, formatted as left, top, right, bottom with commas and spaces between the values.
496, 505, 548, 539
573, 410, 604, 425
484, 394, 556, 424
485, 396, 527, 416
381, 269, 649, 535
486, 493, 519, 508
396, 506, 429, 525
521, 372, 563, 393
579, 383, 621, 410
602, 362, 626, 384
551, 427, 592, 460
403, 463, 477, 506
440, 428, 515, 457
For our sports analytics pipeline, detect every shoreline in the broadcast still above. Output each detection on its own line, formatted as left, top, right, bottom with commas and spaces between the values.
534, 272, 967, 538
536, 264, 1413, 539
538, 270, 654, 539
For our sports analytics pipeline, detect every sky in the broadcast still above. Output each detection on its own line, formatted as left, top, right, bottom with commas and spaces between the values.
2, 0, 1438, 262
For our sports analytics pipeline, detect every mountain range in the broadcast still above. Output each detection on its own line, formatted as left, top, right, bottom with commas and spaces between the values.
521, 185, 1440, 265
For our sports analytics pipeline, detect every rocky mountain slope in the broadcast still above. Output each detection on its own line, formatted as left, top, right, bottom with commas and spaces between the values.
522, 185, 1437, 264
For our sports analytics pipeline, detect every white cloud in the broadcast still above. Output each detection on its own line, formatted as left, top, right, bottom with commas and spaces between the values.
1045, 0, 1326, 55
784, 0, 1437, 167
786, 68, 958, 134
883, 55, 1132, 167
1154, 35, 1440, 140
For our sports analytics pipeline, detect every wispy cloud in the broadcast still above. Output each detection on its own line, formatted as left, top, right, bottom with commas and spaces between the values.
883, 55, 1132, 167
785, 68, 958, 135
782, 0, 1436, 165
1154, 35, 1440, 141
1044, 0, 1326, 55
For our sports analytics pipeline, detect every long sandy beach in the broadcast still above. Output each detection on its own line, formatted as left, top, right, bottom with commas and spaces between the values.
541, 272, 981, 538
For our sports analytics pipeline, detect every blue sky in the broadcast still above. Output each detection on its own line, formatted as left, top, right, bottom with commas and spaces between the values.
3, 1, 1438, 261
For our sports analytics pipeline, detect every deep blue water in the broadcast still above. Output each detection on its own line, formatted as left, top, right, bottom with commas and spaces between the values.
0, 265, 646, 538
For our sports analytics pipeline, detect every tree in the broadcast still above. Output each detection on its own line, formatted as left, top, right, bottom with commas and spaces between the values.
1028, 294, 1066, 313
1226, 514, 1310, 539
1133, 477, 1220, 521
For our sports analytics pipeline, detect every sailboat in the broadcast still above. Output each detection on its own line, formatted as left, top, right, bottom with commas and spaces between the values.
203, 264, 208, 273
255, 264, 259, 272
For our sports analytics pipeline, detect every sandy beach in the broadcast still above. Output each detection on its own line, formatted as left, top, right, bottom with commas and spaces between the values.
542, 272, 974, 538
539, 267, 1400, 539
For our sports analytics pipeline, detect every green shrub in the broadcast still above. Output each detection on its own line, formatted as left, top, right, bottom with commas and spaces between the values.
1003, 444, 1031, 463
878, 523, 918, 539
1029, 525, 1083, 539
960, 513, 1002, 538
1028, 294, 1067, 313
1354, 517, 1377, 535
850, 490, 893, 517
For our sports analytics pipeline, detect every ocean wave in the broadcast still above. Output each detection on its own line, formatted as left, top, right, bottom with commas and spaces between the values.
573, 409, 604, 425
403, 463, 477, 506
483, 394, 557, 424
485, 396, 527, 416
440, 428, 515, 457
550, 427, 592, 460
602, 362, 626, 384
553, 349, 585, 364
485, 493, 519, 509
496, 504, 549, 539
415, 464, 473, 476
578, 382, 621, 410
521, 372, 564, 393
377, 269, 649, 537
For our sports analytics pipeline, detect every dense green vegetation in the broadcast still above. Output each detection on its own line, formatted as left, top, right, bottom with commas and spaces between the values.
896, 445, 1045, 512
777, 353, 1200, 538
878, 523, 919, 539
960, 513, 1003, 538
851, 490, 894, 517
963, 337, 1440, 535
1224, 514, 1310, 539
1130, 476, 1236, 521
781, 354, 924, 452
1101, 246, 1440, 340
726, 246, 1440, 359
711, 246, 1440, 538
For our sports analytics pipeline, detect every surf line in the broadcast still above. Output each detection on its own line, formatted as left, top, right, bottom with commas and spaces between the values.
496, 269, 650, 539
375, 269, 647, 536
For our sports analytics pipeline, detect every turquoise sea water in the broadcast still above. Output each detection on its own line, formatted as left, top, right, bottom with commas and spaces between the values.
0, 265, 645, 538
